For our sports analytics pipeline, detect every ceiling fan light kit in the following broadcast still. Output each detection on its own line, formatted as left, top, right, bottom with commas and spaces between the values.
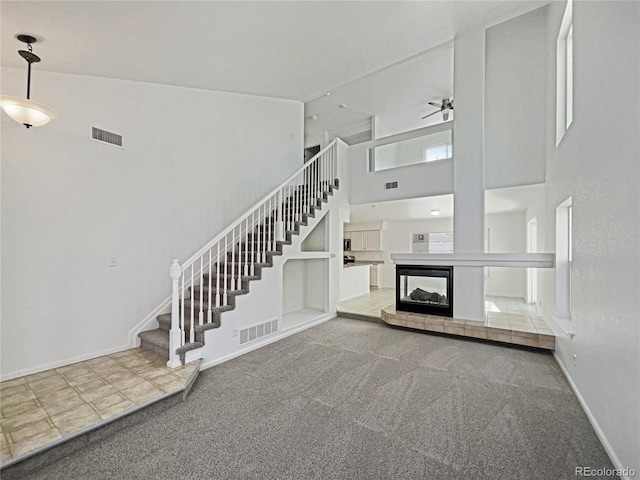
0, 34, 56, 128
422, 98, 454, 121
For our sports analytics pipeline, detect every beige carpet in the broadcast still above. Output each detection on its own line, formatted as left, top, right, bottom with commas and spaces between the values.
2, 317, 616, 480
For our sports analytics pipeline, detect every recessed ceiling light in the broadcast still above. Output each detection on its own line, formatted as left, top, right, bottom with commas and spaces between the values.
339, 104, 347, 109
431, 209, 441, 216
308, 114, 318, 121
324, 92, 331, 97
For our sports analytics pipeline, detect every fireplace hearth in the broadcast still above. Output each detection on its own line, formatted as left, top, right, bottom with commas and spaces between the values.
396, 265, 453, 317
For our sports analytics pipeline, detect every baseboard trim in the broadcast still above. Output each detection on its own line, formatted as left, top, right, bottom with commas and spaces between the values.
0, 344, 133, 383
127, 297, 171, 346
200, 313, 336, 372
553, 352, 631, 479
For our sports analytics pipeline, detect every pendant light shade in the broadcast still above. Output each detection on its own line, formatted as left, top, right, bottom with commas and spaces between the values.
0, 95, 56, 127
0, 34, 56, 128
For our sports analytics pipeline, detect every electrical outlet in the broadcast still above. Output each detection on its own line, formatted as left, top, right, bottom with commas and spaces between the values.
109, 256, 118, 267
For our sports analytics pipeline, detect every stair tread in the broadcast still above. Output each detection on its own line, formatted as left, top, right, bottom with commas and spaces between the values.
176, 342, 203, 354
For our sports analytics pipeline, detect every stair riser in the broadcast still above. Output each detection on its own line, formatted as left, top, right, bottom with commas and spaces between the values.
214, 262, 269, 276
198, 276, 254, 289
202, 273, 260, 287
237, 243, 284, 254
225, 252, 273, 262
182, 291, 245, 313
139, 338, 168, 359
260, 214, 313, 226
157, 305, 229, 332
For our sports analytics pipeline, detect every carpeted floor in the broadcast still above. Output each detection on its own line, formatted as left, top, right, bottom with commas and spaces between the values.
2, 317, 616, 480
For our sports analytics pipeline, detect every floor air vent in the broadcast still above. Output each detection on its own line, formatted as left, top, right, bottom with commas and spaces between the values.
385, 181, 398, 189
91, 127, 123, 148
239, 319, 278, 345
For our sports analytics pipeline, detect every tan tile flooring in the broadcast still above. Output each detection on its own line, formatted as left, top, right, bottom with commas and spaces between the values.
0, 348, 198, 466
338, 288, 555, 348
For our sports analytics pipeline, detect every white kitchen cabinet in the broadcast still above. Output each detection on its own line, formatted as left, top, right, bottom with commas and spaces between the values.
365, 230, 380, 251
369, 264, 381, 288
351, 231, 366, 250
350, 230, 382, 251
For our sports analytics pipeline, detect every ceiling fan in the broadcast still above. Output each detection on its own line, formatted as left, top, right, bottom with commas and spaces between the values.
422, 98, 454, 121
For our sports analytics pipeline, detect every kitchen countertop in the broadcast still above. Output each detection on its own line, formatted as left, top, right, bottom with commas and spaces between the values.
343, 261, 384, 268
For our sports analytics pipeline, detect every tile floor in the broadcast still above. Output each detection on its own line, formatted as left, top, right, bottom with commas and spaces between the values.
0, 348, 198, 466
338, 288, 555, 349
338, 287, 396, 318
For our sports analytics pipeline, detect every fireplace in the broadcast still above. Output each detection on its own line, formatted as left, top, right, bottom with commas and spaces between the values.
396, 265, 453, 317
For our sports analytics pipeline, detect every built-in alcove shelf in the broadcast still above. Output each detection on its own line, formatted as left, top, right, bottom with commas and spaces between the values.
391, 253, 554, 268
282, 258, 327, 330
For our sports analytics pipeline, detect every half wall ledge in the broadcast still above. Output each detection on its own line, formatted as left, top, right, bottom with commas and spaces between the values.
391, 252, 555, 268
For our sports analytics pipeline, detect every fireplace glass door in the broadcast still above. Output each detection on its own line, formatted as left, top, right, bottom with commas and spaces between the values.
396, 266, 453, 317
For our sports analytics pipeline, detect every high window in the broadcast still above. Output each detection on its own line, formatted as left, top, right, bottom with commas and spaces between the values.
425, 143, 452, 162
556, 0, 574, 145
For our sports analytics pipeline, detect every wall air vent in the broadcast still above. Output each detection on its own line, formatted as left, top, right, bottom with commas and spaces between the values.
91, 127, 123, 148
239, 319, 278, 345
385, 181, 398, 189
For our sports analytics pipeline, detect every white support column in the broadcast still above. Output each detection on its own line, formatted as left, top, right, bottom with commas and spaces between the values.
453, 28, 486, 322
167, 259, 183, 368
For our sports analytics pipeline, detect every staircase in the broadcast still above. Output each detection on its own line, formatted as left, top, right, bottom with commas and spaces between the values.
138, 141, 339, 367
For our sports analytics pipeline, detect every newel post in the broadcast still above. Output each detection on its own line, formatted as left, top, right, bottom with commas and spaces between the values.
167, 259, 183, 368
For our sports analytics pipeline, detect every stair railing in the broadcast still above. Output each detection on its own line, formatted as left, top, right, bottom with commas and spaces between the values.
167, 140, 338, 367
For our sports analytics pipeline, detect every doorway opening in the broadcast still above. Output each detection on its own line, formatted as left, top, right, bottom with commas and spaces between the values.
304, 144, 321, 163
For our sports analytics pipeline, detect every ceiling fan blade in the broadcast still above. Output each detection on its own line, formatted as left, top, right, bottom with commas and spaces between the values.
428, 102, 442, 108
421, 110, 440, 119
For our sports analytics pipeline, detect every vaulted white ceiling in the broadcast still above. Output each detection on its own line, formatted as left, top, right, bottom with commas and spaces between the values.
1, 1, 545, 102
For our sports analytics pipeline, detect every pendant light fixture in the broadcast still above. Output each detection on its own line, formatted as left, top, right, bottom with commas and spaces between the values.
0, 34, 56, 128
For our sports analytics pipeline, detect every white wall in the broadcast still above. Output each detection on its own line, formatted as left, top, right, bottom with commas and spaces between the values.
485, 212, 526, 298
1, 67, 302, 378
484, 6, 548, 189
371, 142, 399, 171
542, 1, 639, 473
348, 142, 453, 205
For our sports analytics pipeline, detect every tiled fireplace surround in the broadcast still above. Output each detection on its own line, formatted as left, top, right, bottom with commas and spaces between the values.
380, 254, 556, 350
386, 260, 555, 350
381, 306, 555, 350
